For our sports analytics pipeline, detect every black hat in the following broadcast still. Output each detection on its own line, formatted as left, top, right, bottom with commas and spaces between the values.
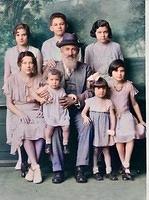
56, 33, 81, 48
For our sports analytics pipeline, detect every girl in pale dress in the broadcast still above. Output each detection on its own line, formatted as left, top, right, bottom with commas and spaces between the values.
41, 68, 75, 155
108, 59, 146, 180
84, 19, 123, 79
4, 51, 45, 184
3, 23, 42, 173
81, 77, 118, 181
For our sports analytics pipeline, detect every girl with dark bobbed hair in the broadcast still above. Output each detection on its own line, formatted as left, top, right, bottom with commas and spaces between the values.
85, 19, 123, 78
90, 19, 112, 38
108, 58, 125, 77
82, 77, 117, 181
108, 59, 146, 180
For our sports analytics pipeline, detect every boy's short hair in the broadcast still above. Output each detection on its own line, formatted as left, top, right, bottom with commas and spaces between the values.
49, 12, 67, 26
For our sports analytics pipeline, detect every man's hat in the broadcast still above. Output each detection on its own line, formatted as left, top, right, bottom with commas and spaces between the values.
56, 33, 81, 48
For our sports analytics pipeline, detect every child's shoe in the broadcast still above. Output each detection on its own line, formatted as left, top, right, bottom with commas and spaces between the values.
105, 172, 118, 181
33, 164, 42, 184
93, 172, 104, 181
25, 167, 34, 182
122, 167, 134, 181
15, 160, 21, 170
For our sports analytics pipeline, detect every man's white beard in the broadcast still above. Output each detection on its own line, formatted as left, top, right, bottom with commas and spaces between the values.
62, 56, 79, 70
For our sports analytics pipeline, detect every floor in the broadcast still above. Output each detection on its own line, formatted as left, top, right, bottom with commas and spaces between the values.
0, 167, 146, 200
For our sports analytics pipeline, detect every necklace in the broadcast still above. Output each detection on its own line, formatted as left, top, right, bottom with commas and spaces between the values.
113, 83, 124, 92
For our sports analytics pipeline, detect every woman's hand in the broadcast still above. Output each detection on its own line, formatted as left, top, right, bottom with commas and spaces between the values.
18, 112, 31, 124
36, 110, 43, 118
36, 86, 49, 100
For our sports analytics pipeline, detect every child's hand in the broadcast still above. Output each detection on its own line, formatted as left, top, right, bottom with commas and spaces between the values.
140, 121, 146, 127
46, 96, 53, 104
107, 129, 115, 136
82, 116, 91, 125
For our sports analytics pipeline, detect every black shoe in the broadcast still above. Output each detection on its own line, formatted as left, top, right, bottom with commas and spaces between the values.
45, 144, 52, 154
119, 165, 125, 175
105, 172, 118, 181
63, 145, 70, 154
52, 171, 64, 184
122, 172, 134, 181
122, 167, 134, 181
75, 167, 87, 183
21, 163, 29, 178
93, 172, 104, 181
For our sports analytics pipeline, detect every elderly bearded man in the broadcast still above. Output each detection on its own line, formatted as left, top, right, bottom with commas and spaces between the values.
48, 33, 93, 184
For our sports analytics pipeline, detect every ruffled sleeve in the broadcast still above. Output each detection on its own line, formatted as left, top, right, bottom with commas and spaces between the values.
85, 97, 92, 108
128, 81, 139, 98
108, 99, 114, 110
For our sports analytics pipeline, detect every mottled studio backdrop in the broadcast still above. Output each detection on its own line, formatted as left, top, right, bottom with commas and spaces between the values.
0, 0, 145, 104
0, 0, 146, 165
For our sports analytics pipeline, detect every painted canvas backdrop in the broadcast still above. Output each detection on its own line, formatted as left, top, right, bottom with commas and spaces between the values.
0, 0, 145, 166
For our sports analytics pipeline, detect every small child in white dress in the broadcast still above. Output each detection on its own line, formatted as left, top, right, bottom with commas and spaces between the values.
40, 68, 76, 155
81, 77, 117, 181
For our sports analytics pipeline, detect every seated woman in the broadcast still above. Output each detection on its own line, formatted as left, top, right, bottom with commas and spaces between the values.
4, 51, 45, 184
3, 23, 42, 173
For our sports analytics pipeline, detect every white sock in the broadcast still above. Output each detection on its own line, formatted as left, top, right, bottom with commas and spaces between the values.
93, 167, 99, 174
106, 166, 112, 174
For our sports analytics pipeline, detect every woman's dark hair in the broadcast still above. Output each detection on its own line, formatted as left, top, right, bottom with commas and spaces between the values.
90, 19, 112, 38
47, 68, 62, 82
13, 23, 31, 38
17, 51, 37, 76
108, 59, 125, 77
49, 12, 67, 26
92, 77, 110, 98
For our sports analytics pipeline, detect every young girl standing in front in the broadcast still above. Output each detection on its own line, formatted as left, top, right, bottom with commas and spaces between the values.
81, 77, 118, 181
108, 59, 146, 180
84, 19, 123, 79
